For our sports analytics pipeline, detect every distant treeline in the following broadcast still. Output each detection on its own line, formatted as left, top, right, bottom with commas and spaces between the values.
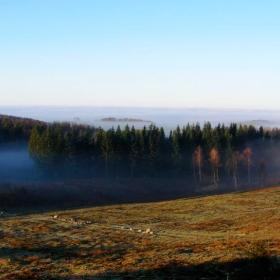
0, 115, 43, 143
25, 120, 280, 188
2, 114, 280, 189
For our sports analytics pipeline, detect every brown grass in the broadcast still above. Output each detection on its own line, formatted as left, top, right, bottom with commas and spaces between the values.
1, 186, 280, 279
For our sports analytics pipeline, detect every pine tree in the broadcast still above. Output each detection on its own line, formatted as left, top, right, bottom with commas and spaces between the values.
171, 127, 182, 175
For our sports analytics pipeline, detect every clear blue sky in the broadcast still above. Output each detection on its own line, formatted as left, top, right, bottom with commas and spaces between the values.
0, 0, 280, 109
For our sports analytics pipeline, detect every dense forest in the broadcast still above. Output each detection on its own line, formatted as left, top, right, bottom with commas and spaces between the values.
2, 114, 280, 192
24, 119, 280, 190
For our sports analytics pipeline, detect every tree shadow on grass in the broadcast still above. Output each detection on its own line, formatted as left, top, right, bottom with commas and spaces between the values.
0, 243, 129, 266
0, 245, 81, 262
42, 257, 280, 280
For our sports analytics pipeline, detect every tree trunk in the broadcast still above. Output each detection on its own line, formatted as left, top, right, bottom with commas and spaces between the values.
198, 161, 202, 183
247, 161, 251, 184
216, 168, 219, 183
105, 154, 109, 178
233, 173, 238, 190
213, 169, 218, 186
130, 161, 135, 178
193, 161, 197, 185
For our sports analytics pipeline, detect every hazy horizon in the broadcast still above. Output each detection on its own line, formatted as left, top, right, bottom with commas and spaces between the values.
2, 106, 280, 131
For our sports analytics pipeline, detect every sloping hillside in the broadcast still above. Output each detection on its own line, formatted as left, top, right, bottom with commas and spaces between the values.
1, 187, 280, 279
0, 114, 46, 143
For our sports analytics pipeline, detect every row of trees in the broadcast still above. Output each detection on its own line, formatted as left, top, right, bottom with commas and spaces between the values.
1, 114, 279, 189
27, 122, 280, 189
193, 146, 257, 189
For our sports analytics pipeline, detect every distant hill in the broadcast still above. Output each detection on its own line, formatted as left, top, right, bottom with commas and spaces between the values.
0, 114, 45, 125
101, 117, 153, 123
241, 119, 276, 127
0, 114, 46, 142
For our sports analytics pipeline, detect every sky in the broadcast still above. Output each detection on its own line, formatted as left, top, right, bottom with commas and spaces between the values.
0, 0, 280, 109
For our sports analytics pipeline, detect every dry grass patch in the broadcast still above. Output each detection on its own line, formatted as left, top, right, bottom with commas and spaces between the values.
1, 186, 280, 279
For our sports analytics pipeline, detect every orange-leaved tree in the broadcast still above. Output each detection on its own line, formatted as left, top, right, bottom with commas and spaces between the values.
193, 146, 204, 184
209, 147, 220, 186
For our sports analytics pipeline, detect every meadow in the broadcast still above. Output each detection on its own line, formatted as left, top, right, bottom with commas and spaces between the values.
1, 186, 280, 279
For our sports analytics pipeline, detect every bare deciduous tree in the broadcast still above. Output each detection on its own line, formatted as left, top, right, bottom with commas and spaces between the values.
226, 150, 240, 190
258, 160, 267, 187
243, 147, 253, 185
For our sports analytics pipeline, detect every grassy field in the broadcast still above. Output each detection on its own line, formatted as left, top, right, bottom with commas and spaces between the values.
1, 186, 280, 279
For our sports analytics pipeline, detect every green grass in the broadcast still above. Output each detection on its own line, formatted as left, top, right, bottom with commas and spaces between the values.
1, 186, 280, 279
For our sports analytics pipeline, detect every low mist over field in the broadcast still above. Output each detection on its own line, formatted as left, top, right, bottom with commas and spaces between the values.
2, 113, 280, 210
